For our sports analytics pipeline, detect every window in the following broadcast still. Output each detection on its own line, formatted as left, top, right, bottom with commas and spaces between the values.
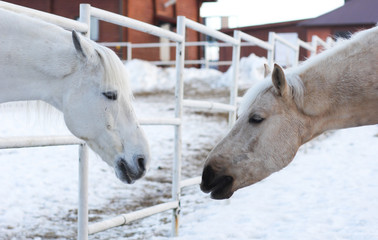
275, 32, 298, 68
334, 31, 352, 40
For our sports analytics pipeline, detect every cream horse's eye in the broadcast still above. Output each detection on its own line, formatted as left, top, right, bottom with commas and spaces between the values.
102, 91, 118, 100
249, 114, 264, 124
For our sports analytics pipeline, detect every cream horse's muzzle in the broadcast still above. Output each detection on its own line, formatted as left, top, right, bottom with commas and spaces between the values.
200, 165, 234, 200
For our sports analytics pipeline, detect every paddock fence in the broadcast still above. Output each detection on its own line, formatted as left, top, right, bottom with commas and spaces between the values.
100, 30, 333, 69
0, 1, 333, 239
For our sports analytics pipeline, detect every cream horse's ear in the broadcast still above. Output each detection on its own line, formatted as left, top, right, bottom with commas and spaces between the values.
264, 64, 271, 78
272, 64, 289, 97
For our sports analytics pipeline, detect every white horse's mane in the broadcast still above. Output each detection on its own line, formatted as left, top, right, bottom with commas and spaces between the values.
238, 27, 377, 116
92, 43, 133, 103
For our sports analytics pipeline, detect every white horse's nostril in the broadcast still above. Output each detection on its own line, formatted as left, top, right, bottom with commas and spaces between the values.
134, 154, 146, 171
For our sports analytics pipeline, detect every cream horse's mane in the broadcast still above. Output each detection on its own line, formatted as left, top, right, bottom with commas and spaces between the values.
238, 72, 304, 116
238, 27, 375, 116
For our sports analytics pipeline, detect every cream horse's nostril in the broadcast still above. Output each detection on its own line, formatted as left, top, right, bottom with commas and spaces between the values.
200, 165, 216, 192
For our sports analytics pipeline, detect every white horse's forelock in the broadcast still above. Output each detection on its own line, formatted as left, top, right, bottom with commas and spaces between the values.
93, 43, 133, 103
238, 73, 304, 116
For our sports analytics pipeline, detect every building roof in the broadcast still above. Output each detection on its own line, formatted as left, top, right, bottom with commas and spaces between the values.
221, 19, 306, 33
299, 0, 378, 26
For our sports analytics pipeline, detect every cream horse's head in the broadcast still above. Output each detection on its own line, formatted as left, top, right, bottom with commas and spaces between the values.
62, 32, 150, 184
201, 64, 307, 199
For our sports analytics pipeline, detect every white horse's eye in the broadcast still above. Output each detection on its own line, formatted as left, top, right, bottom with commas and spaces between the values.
249, 114, 264, 124
102, 91, 118, 100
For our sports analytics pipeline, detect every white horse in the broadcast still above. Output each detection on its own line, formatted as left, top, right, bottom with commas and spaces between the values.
201, 26, 378, 199
0, 9, 150, 184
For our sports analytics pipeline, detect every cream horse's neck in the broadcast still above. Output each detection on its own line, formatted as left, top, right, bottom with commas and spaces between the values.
296, 27, 378, 143
0, 9, 78, 110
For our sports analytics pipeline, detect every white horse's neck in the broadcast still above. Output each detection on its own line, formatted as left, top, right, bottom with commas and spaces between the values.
0, 9, 79, 110
296, 27, 378, 142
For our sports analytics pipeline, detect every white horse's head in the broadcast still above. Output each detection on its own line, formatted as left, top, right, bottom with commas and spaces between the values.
62, 31, 150, 184
201, 64, 306, 199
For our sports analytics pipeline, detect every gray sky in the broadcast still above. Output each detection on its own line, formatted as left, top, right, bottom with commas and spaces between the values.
201, 0, 344, 28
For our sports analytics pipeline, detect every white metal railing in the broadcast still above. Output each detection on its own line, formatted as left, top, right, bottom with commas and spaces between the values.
1, 2, 332, 239
0, 1, 88, 32
101, 40, 259, 68
0, 136, 89, 239
311, 35, 334, 57
298, 39, 316, 56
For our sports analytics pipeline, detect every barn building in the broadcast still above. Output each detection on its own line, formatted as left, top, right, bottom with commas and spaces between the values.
5, 0, 215, 62
219, 0, 378, 71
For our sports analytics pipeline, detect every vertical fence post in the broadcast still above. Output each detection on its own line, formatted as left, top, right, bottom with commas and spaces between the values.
79, 4, 91, 37
78, 144, 89, 240
204, 41, 209, 69
78, 4, 91, 240
293, 39, 300, 67
172, 16, 186, 237
228, 30, 241, 128
127, 42, 132, 61
311, 35, 318, 57
267, 32, 275, 68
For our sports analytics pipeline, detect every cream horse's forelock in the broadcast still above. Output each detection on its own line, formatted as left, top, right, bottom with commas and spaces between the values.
238, 72, 304, 116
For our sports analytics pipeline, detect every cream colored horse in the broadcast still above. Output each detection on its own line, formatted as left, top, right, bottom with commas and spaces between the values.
201, 26, 378, 199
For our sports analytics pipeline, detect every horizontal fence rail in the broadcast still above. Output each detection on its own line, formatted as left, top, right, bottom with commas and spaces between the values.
89, 6, 183, 43
88, 201, 179, 234
139, 118, 182, 126
184, 18, 239, 46
239, 31, 273, 51
0, 135, 83, 149
0, 135, 89, 240
183, 99, 236, 112
0, 1, 88, 32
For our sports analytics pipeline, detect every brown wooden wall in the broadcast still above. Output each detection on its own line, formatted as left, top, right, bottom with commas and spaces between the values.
5, 0, 206, 62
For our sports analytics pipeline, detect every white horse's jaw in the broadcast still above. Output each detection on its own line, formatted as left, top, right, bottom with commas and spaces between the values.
85, 135, 150, 184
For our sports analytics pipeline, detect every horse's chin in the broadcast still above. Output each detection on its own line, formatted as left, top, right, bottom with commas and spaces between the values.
210, 188, 234, 200
115, 166, 135, 184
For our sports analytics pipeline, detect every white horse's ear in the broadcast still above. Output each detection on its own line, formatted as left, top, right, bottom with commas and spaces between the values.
72, 31, 86, 58
272, 64, 289, 97
264, 64, 271, 78
72, 30, 99, 62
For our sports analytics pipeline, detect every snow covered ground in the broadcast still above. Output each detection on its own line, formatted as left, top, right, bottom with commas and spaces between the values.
0, 57, 377, 239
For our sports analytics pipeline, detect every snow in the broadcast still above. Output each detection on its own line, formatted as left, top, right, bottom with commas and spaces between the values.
125, 54, 267, 94
0, 56, 377, 239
